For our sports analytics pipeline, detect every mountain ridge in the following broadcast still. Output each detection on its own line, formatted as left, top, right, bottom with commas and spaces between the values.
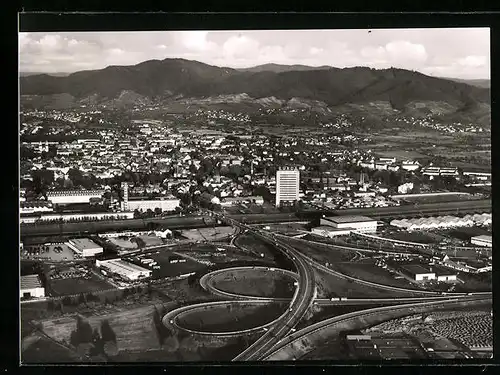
20, 58, 490, 125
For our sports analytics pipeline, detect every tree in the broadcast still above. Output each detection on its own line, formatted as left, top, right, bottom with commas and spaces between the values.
78, 293, 86, 305
100, 319, 117, 344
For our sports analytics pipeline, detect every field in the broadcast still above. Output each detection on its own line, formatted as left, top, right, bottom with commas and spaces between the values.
373, 150, 428, 160
211, 268, 295, 298
313, 268, 418, 299
22, 334, 84, 363
280, 236, 358, 264
49, 274, 116, 297
22, 243, 77, 262
384, 231, 437, 244
446, 227, 491, 241
176, 302, 287, 333
333, 259, 424, 290
180, 226, 235, 242
37, 302, 175, 353
233, 233, 279, 261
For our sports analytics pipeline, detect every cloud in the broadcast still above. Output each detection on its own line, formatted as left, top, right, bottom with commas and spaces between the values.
458, 55, 487, 68
18, 29, 490, 79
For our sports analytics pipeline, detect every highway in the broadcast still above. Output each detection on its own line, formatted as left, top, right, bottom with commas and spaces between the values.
207, 211, 317, 361
264, 295, 492, 360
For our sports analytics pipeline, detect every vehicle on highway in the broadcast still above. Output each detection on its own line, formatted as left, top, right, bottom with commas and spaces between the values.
269, 268, 275, 271
294, 282, 299, 287
340, 297, 348, 301
330, 297, 340, 302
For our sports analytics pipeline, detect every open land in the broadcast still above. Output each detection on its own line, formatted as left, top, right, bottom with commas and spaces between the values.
176, 302, 287, 333
49, 274, 115, 297
211, 268, 295, 298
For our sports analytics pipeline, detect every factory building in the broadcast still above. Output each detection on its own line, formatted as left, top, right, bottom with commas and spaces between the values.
320, 215, 378, 233
96, 259, 152, 281
311, 226, 354, 238
471, 235, 492, 248
120, 182, 180, 212
432, 265, 458, 282
20, 274, 45, 299
275, 167, 300, 207
47, 189, 105, 205
20, 200, 54, 214
67, 238, 103, 258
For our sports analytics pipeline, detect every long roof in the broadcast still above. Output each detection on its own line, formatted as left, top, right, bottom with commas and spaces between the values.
324, 215, 376, 223
20, 274, 42, 290
69, 238, 102, 250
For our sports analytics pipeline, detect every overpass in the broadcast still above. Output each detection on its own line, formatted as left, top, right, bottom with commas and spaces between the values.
264, 295, 492, 360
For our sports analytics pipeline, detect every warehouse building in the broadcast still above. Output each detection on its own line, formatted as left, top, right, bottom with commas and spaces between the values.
47, 189, 105, 205
20, 274, 45, 299
67, 238, 103, 258
471, 235, 492, 248
122, 197, 181, 212
311, 226, 354, 238
431, 265, 457, 282
320, 215, 378, 233
400, 265, 436, 282
96, 259, 152, 281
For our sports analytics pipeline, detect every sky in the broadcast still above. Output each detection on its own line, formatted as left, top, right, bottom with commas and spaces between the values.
19, 28, 490, 79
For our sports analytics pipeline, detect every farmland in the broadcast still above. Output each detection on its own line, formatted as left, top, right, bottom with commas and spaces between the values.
176, 302, 287, 333
49, 274, 115, 297
211, 268, 295, 298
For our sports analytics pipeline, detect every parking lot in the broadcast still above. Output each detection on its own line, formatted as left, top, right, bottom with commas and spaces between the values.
21, 243, 77, 262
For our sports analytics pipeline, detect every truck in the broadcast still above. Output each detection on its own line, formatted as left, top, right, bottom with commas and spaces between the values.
330, 297, 340, 302
340, 297, 348, 301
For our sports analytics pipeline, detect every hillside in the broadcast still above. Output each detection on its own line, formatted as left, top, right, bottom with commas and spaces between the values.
237, 63, 332, 73
444, 77, 490, 89
20, 58, 490, 126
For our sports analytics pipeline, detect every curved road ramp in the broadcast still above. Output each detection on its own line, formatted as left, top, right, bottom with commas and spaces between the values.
264, 296, 491, 361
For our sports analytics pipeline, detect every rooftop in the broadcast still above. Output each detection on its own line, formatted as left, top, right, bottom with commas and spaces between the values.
324, 215, 376, 224
20, 274, 42, 290
314, 226, 356, 232
400, 264, 434, 276
69, 238, 102, 250
472, 235, 492, 242
100, 259, 151, 274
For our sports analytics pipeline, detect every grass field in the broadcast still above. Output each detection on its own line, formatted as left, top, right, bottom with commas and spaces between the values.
399, 194, 478, 204
22, 334, 84, 363
281, 236, 358, 264
211, 268, 295, 298
176, 302, 287, 333
334, 260, 422, 290
446, 227, 491, 241
233, 233, 279, 261
49, 274, 115, 297
313, 269, 417, 299
384, 231, 437, 244
137, 234, 164, 247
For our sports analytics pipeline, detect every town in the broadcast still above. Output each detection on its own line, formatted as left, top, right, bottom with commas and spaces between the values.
19, 27, 492, 364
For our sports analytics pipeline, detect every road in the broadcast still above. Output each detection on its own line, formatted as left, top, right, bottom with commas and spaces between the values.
207, 211, 317, 361
264, 295, 492, 360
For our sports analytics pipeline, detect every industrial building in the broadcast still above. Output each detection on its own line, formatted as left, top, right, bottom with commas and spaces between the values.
96, 258, 152, 281
20, 200, 54, 214
311, 226, 354, 238
124, 197, 181, 212
432, 265, 458, 282
400, 265, 436, 282
275, 167, 300, 207
46, 189, 105, 205
67, 238, 103, 257
320, 215, 378, 233
20, 274, 45, 299
471, 235, 492, 247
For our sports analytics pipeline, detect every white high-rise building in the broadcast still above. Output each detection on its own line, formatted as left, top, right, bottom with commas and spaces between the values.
121, 182, 129, 211
275, 167, 300, 207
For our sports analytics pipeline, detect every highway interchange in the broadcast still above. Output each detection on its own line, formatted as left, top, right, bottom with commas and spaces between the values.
201, 210, 491, 361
